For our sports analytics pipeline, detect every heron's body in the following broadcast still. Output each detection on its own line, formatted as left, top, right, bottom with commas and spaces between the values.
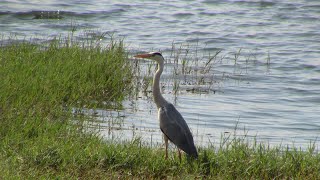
159, 103, 198, 157
134, 52, 198, 159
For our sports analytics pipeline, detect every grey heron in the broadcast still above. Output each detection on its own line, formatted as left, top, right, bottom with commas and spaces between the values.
134, 52, 198, 161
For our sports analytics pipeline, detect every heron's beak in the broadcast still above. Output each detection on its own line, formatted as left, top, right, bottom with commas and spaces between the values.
134, 53, 152, 59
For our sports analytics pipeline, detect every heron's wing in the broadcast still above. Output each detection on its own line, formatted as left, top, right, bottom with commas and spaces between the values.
159, 103, 198, 157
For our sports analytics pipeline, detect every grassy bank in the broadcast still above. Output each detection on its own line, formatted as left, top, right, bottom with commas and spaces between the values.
0, 37, 134, 178
1, 37, 320, 179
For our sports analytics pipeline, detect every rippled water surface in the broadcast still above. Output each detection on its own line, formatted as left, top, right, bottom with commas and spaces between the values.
1, 0, 319, 148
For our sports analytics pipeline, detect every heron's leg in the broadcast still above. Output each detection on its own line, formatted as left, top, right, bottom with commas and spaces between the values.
164, 134, 168, 159
178, 148, 181, 163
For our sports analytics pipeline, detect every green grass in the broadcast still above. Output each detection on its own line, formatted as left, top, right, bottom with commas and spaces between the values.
0, 38, 131, 112
0, 36, 320, 179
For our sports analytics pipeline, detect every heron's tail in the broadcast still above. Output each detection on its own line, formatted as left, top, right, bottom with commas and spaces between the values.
189, 149, 198, 159
184, 144, 198, 159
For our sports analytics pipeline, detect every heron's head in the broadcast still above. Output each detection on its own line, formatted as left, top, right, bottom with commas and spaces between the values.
134, 52, 164, 64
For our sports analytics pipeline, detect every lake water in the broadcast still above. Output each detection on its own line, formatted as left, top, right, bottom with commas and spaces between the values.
1, 0, 319, 149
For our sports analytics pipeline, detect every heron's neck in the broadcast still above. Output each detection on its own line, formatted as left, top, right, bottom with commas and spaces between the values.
153, 61, 167, 108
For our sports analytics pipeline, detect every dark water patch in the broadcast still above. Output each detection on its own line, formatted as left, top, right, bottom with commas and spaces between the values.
114, 3, 132, 8
272, 13, 291, 20
205, 37, 237, 44
8, 10, 70, 20
41, 22, 98, 30
278, 5, 299, 11
94, 9, 127, 16
309, 78, 320, 84
298, 64, 318, 70
18, 11, 65, 19
189, 31, 212, 36
285, 123, 320, 131
283, 87, 316, 95
232, 0, 276, 8
239, 21, 276, 27
76, 9, 127, 19
199, 11, 224, 16
0, 11, 11, 16
7, 9, 127, 20
282, 2, 305, 8
301, 4, 320, 10
138, 15, 160, 20
202, 47, 224, 52
172, 12, 194, 18
281, 62, 319, 71
246, 111, 283, 119
293, 96, 320, 105
286, 79, 320, 88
